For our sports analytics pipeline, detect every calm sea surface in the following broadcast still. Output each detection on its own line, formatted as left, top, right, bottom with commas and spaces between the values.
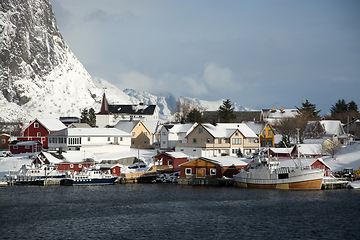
0, 184, 359, 240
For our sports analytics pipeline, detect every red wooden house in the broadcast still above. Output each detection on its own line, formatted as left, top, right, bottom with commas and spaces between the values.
0, 133, 11, 150
153, 152, 189, 171
310, 158, 331, 177
178, 156, 248, 185
9, 140, 43, 154
18, 118, 66, 149
98, 164, 122, 177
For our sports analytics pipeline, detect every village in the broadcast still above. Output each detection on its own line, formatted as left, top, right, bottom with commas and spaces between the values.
0, 94, 360, 189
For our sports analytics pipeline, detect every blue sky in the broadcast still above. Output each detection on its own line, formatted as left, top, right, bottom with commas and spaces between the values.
50, 0, 360, 115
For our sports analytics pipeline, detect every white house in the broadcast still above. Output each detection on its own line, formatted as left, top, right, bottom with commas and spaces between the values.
159, 123, 197, 150
47, 128, 132, 152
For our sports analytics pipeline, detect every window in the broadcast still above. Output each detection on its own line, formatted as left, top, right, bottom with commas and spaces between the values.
185, 168, 192, 175
162, 141, 166, 144
193, 138, 197, 143
263, 130, 266, 136
181, 149, 184, 151
25, 145, 30, 149
207, 138, 210, 143
88, 137, 91, 141
14, 145, 18, 149
268, 130, 272, 136
70, 164, 74, 168
120, 137, 123, 141
1, 139, 5, 143
232, 138, 242, 144
79, 164, 82, 168
144, 140, 147, 144
218, 139, 221, 144
168, 160, 173, 166
210, 168, 216, 175
34, 123, 39, 128
162, 132, 166, 136
144, 132, 148, 136
199, 128, 203, 134
248, 138, 255, 143
132, 141, 135, 145
235, 132, 239, 136
108, 137, 111, 141
132, 132, 136, 136
37, 132, 41, 137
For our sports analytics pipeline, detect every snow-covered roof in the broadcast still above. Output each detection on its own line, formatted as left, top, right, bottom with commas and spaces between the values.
114, 120, 139, 133
23, 118, 67, 132
47, 128, 132, 137
269, 147, 292, 154
164, 123, 197, 134
11, 141, 41, 146
162, 152, 189, 159
243, 121, 266, 135
297, 144, 324, 155
319, 120, 342, 136
201, 156, 248, 166
142, 121, 159, 134
201, 123, 258, 138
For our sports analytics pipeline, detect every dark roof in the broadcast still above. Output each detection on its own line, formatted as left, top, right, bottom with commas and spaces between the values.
108, 104, 156, 115
203, 111, 261, 122
98, 93, 111, 115
164, 125, 174, 130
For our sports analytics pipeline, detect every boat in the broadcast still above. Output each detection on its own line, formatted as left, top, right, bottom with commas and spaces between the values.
5, 164, 65, 185
233, 153, 325, 190
60, 165, 118, 185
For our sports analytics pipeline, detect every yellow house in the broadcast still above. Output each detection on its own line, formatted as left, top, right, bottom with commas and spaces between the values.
259, 122, 276, 147
114, 120, 152, 149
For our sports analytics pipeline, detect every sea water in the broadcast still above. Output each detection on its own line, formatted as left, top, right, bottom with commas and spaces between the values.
0, 184, 359, 240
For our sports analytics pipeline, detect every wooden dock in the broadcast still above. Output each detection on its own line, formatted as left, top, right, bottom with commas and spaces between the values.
322, 177, 349, 190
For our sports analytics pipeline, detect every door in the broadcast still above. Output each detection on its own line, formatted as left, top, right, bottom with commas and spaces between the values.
196, 168, 206, 178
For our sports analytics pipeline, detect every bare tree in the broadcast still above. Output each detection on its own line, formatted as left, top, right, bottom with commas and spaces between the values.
325, 142, 342, 158
172, 99, 195, 122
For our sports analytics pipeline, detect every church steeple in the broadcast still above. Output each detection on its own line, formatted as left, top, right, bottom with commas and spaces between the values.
97, 92, 111, 115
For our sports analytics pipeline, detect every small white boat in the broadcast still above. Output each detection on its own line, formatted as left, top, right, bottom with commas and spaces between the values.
234, 153, 325, 190
5, 164, 65, 185
61, 165, 118, 186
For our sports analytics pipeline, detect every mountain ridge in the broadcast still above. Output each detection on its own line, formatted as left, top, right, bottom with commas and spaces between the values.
0, 0, 254, 124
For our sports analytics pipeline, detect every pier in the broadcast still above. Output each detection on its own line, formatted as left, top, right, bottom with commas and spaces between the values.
322, 177, 349, 190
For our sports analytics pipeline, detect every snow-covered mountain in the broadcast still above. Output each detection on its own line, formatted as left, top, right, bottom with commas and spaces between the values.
0, 0, 253, 124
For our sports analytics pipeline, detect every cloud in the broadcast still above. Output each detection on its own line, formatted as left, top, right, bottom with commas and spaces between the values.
203, 62, 235, 89
116, 71, 154, 92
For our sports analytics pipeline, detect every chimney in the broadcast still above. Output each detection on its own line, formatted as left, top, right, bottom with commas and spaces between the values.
280, 106, 283, 111
272, 106, 274, 110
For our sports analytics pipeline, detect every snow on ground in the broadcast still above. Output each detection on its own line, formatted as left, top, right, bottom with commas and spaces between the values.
323, 143, 360, 172
1, 143, 359, 178
0, 154, 34, 178
0, 149, 158, 178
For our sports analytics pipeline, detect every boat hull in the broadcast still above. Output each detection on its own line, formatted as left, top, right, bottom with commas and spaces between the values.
235, 178, 323, 190
61, 177, 118, 186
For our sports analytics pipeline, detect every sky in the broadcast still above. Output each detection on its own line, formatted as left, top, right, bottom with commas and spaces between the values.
50, 0, 360, 115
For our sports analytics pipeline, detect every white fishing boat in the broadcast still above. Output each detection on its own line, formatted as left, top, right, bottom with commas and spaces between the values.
233, 153, 325, 190
61, 165, 118, 186
5, 164, 65, 185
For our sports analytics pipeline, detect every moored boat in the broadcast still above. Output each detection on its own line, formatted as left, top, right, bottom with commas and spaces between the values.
61, 165, 118, 186
233, 153, 325, 190
5, 164, 65, 185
